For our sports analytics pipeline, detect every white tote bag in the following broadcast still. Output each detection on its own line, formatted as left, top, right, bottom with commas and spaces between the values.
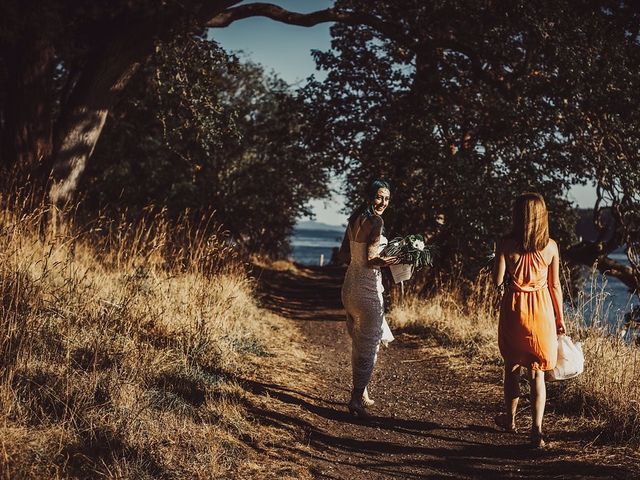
546, 335, 584, 382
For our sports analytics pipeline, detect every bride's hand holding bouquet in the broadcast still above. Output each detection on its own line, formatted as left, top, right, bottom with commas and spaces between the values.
374, 255, 402, 267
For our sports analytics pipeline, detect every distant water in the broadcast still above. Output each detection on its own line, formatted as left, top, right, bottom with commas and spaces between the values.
290, 227, 343, 266
577, 252, 637, 328
291, 228, 638, 323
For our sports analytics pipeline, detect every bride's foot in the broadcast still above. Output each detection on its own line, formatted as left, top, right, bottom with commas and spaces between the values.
362, 387, 375, 407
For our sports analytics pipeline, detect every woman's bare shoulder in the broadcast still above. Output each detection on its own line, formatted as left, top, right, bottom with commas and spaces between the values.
364, 214, 383, 237
547, 238, 559, 254
358, 213, 381, 230
369, 214, 384, 227
349, 214, 383, 239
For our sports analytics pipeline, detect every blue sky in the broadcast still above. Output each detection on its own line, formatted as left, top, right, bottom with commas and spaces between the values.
211, 0, 333, 86
212, 1, 596, 225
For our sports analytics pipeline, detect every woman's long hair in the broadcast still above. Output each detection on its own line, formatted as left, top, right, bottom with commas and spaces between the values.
512, 192, 549, 252
348, 179, 392, 224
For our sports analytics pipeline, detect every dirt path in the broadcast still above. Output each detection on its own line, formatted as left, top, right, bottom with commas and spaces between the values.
249, 264, 640, 480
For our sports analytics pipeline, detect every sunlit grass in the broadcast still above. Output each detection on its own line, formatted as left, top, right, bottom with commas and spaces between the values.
560, 270, 640, 442
389, 270, 500, 362
0, 194, 300, 478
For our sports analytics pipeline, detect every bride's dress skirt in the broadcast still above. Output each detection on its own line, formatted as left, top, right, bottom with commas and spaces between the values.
341, 263, 394, 389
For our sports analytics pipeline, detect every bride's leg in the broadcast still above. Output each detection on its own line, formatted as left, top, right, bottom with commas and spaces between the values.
362, 342, 381, 406
347, 313, 364, 408
349, 342, 379, 417
349, 317, 359, 392
351, 337, 379, 396
348, 302, 382, 416
345, 313, 355, 338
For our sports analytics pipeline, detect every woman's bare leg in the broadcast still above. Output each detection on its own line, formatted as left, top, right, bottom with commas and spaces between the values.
527, 368, 546, 435
503, 363, 520, 429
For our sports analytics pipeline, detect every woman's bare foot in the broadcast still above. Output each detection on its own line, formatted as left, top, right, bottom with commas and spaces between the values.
494, 413, 517, 433
530, 429, 546, 448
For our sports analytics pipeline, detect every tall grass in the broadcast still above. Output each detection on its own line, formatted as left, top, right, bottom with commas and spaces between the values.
559, 271, 640, 442
389, 268, 640, 444
0, 195, 293, 478
389, 270, 500, 362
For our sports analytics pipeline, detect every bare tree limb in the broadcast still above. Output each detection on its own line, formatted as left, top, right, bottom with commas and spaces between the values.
565, 240, 638, 292
207, 2, 519, 102
206, 3, 401, 41
208, 3, 352, 27
596, 255, 637, 291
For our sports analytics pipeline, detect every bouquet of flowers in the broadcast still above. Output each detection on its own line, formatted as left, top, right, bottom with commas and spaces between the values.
381, 234, 436, 283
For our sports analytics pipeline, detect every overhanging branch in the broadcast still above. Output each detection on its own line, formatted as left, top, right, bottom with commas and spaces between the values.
207, 2, 514, 96
565, 240, 638, 292
206, 3, 401, 42
595, 255, 637, 292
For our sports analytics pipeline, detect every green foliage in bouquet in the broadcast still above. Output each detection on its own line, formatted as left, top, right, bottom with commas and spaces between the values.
382, 234, 436, 270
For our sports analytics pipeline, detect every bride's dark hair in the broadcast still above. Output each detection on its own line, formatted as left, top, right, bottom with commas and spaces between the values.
348, 178, 392, 224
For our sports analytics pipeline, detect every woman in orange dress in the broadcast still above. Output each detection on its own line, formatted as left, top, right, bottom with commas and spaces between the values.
493, 192, 566, 447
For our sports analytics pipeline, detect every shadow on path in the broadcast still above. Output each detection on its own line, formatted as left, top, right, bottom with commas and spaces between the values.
250, 263, 639, 480
241, 375, 630, 480
254, 264, 346, 321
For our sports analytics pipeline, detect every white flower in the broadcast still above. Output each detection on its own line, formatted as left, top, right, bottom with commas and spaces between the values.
412, 239, 425, 251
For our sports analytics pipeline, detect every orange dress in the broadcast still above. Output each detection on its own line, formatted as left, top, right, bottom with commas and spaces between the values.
498, 250, 558, 371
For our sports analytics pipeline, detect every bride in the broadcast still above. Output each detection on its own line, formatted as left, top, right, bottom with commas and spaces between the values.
338, 179, 399, 417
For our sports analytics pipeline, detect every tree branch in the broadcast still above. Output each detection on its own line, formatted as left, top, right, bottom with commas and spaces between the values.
209, 3, 517, 101
207, 3, 400, 41
596, 255, 637, 291
565, 240, 638, 291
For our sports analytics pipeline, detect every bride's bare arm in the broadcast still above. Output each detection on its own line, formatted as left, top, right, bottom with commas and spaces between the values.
337, 226, 351, 265
366, 216, 398, 267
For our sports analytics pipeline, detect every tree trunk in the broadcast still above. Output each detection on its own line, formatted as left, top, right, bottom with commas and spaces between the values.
46, 27, 157, 227
0, 38, 54, 181
44, 0, 379, 227
44, 0, 239, 218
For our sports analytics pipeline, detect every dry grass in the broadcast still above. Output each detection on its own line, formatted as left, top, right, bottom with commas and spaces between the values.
557, 273, 640, 443
389, 269, 640, 444
0, 195, 308, 479
389, 271, 501, 363
251, 256, 302, 274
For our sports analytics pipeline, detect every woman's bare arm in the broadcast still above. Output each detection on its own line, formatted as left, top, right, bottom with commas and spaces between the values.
336, 225, 351, 265
365, 216, 398, 267
492, 240, 506, 287
548, 240, 566, 334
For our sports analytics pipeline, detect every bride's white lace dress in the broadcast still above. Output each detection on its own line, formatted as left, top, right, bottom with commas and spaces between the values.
341, 224, 394, 390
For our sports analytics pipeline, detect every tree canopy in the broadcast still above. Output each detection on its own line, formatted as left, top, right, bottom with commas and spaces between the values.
0, 0, 639, 292
304, 0, 640, 289
79, 35, 329, 256
0, 0, 387, 215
